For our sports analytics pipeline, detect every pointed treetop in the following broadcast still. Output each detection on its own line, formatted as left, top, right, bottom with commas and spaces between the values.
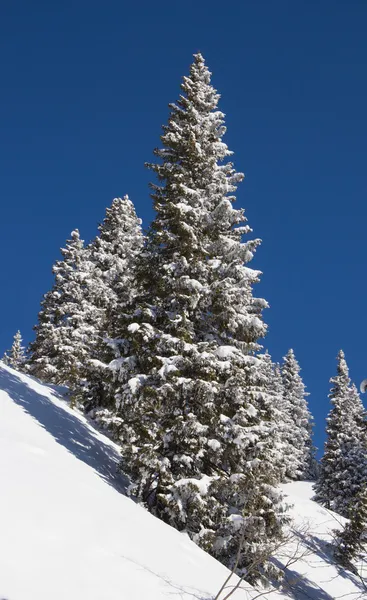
176, 52, 221, 118
328, 350, 352, 409
57, 230, 85, 272
2, 330, 26, 371
282, 348, 309, 395
60, 229, 84, 258
108, 195, 133, 211
193, 52, 205, 64
100, 195, 141, 225
338, 349, 345, 358
335, 349, 350, 379
189, 52, 211, 82
95, 196, 143, 248
283, 349, 301, 372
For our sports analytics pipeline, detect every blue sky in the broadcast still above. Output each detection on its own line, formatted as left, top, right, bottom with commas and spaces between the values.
1, 0, 366, 453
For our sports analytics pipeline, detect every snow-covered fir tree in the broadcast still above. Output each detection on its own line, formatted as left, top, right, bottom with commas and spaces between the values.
82, 196, 143, 418
2, 331, 27, 372
281, 349, 316, 480
29, 230, 100, 388
110, 53, 288, 580
269, 360, 297, 482
314, 350, 367, 516
88, 196, 143, 336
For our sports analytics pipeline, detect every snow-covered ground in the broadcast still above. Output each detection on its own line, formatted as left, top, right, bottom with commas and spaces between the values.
274, 482, 365, 600
0, 363, 364, 600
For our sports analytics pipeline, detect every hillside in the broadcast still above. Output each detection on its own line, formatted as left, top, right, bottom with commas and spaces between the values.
0, 363, 364, 600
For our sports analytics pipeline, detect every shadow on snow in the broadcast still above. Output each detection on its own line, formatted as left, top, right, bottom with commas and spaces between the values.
0, 367, 128, 494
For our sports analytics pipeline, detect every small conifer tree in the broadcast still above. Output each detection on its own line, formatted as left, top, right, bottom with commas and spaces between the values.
314, 350, 367, 516
2, 331, 27, 371
281, 349, 316, 480
29, 230, 100, 388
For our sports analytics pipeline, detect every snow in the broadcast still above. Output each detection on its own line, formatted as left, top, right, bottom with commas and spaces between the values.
0, 363, 365, 600
181, 277, 204, 291
128, 374, 147, 394
272, 482, 366, 600
207, 438, 221, 451
158, 362, 179, 379
207, 259, 221, 269
89, 358, 109, 369
174, 475, 214, 496
175, 201, 193, 213
245, 404, 257, 417
109, 356, 127, 370
215, 345, 240, 360
0, 363, 241, 600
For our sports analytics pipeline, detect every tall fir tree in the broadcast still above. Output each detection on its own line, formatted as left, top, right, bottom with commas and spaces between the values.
110, 53, 287, 580
81, 196, 143, 418
314, 350, 367, 516
281, 349, 316, 480
29, 230, 100, 388
2, 330, 27, 372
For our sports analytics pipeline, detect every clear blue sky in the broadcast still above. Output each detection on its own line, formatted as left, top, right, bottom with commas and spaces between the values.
1, 0, 366, 454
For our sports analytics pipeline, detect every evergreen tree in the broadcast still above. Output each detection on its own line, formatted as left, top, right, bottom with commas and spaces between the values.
314, 350, 367, 516
111, 53, 287, 579
29, 230, 100, 388
2, 331, 27, 371
82, 196, 143, 418
89, 196, 143, 335
281, 349, 316, 480
334, 485, 367, 571
270, 361, 296, 482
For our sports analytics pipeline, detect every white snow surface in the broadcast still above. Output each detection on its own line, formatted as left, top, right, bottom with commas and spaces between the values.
0, 363, 364, 600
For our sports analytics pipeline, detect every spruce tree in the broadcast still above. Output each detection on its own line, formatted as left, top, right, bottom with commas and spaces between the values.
29, 230, 100, 388
270, 361, 296, 482
82, 196, 143, 418
111, 53, 287, 579
2, 331, 27, 371
281, 349, 316, 480
314, 350, 367, 516
88, 196, 143, 335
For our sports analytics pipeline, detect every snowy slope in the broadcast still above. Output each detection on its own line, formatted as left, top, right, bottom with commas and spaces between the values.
0, 363, 244, 600
272, 483, 366, 600
0, 363, 364, 600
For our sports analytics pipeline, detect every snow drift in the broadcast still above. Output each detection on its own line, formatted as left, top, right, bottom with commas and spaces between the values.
0, 363, 364, 600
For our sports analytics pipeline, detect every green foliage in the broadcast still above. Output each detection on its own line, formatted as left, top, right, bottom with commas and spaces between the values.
334, 485, 367, 571
109, 53, 287, 581
315, 350, 367, 516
